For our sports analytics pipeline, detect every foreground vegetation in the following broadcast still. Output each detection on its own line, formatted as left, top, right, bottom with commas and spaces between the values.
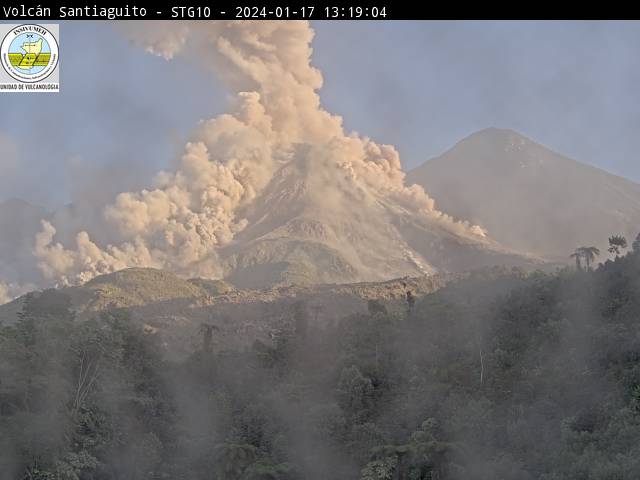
2, 241, 640, 479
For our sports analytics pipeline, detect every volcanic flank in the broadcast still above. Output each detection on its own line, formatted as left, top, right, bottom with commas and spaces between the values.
20, 22, 535, 290
408, 128, 640, 262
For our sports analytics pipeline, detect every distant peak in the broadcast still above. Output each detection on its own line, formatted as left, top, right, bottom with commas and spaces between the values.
442, 128, 542, 162
465, 127, 532, 144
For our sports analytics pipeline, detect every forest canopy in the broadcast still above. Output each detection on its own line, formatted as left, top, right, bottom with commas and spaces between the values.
2, 245, 640, 479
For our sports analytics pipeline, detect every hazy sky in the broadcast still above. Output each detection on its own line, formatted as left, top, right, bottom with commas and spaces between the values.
1, 20, 639, 207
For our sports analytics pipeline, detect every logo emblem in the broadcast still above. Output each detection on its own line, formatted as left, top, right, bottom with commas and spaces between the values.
1, 24, 58, 83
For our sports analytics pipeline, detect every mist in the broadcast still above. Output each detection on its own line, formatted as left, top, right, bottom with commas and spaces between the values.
3, 250, 640, 478
2, 19, 640, 480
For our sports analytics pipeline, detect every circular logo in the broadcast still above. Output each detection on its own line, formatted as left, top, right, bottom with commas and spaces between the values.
1, 24, 58, 83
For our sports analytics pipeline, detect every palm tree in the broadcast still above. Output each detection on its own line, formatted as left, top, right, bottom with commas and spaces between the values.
578, 246, 600, 270
608, 235, 628, 257
570, 249, 583, 270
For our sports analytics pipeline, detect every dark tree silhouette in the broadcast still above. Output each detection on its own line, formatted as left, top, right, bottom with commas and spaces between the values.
608, 235, 628, 257
570, 249, 583, 271
406, 290, 415, 312
578, 246, 600, 270
200, 323, 220, 353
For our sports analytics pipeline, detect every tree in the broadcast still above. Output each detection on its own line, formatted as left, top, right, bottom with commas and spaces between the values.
242, 460, 294, 480
578, 246, 600, 270
570, 249, 583, 271
200, 322, 220, 354
1, 291, 82, 478
337, 365, 374, 421
608, 235, 627, 257
361, 456, 398, 480
363, 419, 460, 480
213, 443, 258, 480
405, 291, 415, 313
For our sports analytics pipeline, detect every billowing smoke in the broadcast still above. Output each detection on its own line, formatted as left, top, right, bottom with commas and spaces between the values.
31, 21, 485, 287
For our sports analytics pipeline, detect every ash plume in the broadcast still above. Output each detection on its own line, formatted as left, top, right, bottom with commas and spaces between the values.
31, 21, 486, 287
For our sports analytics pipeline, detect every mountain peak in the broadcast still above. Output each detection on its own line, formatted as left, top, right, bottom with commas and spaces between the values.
408, 130, 640, 260
449, 128, 539, 162
466, 127, 527, 140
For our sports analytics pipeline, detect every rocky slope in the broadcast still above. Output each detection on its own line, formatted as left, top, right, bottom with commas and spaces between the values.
216, 158, 539, 289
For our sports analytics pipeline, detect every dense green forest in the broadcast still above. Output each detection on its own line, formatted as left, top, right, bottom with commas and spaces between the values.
2, 240, 640, 479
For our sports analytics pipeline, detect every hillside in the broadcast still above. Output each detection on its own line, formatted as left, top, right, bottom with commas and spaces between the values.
408, 128, 640, 261
0, 267, 460, 356
3, 243, 640, 478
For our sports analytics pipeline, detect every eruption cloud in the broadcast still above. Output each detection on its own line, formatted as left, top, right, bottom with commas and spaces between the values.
33, 21, 486, 286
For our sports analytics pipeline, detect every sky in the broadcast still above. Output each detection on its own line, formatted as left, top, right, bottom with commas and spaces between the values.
1, 20, 639, 208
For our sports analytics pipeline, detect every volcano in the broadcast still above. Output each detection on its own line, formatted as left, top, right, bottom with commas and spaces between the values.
217, 149, 537, 289
21, 23, 538, 293
408, 128, 640, 261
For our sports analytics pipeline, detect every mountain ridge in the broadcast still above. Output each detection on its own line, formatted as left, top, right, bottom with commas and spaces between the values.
408, 127, 640, 261
0, 266, 473, 358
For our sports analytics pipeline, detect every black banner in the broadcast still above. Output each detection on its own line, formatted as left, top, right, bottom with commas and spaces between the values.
0, 3, 398, 20
0, 2, 627, 21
